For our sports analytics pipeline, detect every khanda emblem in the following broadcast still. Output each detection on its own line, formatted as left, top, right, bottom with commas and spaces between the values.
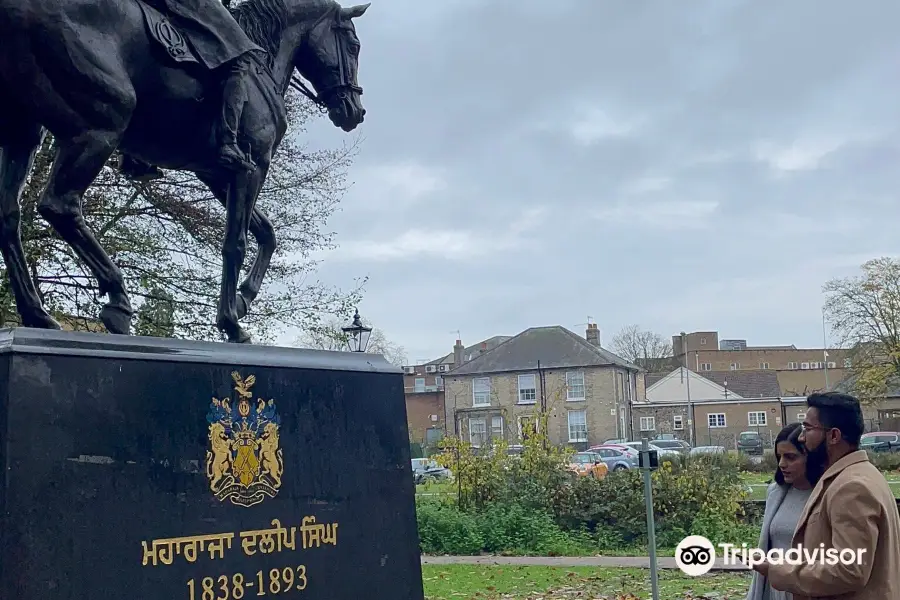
205, 371, 284, 507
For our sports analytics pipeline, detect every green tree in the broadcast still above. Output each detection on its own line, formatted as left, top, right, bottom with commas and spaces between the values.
7, 92, 364, 342
824, 257, 900, 402
294, 315, 408, 366
135, 287, 176, 338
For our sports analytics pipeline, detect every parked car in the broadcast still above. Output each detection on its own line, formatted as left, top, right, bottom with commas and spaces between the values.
690, 445, 726, 456
860, 432, 900, 453
604, 438, 628, 445
592, 443, 639, 458
651, 439, 691, 455
567, 451, 609, 479
411, 458, 452, 484
589, 445, 639, 471
737, 431, 764, 455
623, 441, 681, 459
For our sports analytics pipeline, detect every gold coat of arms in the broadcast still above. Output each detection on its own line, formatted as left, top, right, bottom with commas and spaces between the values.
205, 371, 284, 507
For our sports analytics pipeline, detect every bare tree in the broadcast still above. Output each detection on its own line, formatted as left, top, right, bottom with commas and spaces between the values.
611, 324, 674, 370
294, 315, 408, 367
824, 257, 900, 403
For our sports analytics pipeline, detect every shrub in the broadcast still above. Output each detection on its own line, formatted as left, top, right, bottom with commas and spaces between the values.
551, 455, 748, 546
415, 498, 484, 555
867, 451, 900, 472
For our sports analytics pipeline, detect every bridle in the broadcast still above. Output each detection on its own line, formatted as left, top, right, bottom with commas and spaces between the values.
289, 12, 362, 113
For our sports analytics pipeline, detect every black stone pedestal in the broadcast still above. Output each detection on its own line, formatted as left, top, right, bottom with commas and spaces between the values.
0, 328, 424, 600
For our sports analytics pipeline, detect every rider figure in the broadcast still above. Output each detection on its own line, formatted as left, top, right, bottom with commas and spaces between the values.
120, 0, 263, 181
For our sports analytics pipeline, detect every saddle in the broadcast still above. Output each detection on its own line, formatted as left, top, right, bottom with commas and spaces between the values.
137, 1, 202, 66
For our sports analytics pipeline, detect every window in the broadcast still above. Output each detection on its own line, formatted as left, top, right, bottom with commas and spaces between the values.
700, 363, 712, 371
434, 375, 443, 387
491, 416, 504, 438
844, 358, 852, 368
700, 337, 707, 345
748, 411, 767, 426
788, 362, 798, 370
518, 415, 537, 441
801, 362, 810, 369
708, 413, 726, 428
414, 378, 425, 393
797, 412, 806, 421
517, 374, 536, 404
566, 371, 585, 400
810, 362, 821, 369
640, 416, 655, 431
730, 362, 740, 370
473, 377, 491, 406
568, 410, 587, 442
673, 415, 684, 430
468, 418, 486, 446
759, 362, 769, 370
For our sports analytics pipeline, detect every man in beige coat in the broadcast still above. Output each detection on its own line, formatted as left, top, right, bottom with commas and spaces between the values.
752, 391, 900, 599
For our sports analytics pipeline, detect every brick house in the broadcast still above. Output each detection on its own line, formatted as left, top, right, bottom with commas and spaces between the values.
672, 330, 850, 397
632, 367, 784, 447
443, 324, 642, 449
402, 335, 511, 447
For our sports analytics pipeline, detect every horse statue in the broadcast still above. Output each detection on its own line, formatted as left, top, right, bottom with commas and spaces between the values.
0, 0, 368, 342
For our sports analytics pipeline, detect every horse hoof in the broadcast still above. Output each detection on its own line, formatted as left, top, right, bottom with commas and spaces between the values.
22, 311, 62, 330
100, 304, 133, 334
228, 328, 252, 344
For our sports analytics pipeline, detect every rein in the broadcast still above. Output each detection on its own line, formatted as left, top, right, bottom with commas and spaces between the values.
289, 75, 327, 112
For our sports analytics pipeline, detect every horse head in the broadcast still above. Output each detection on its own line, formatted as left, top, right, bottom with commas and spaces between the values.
293, 2, 368, 131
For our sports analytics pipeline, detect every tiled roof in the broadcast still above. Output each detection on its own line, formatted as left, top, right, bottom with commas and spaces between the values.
449, 326, 639, 376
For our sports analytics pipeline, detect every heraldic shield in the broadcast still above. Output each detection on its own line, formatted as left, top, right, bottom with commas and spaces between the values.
205, 371, 284, 507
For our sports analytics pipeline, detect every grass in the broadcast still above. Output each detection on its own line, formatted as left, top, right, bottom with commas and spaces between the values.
422, 565, 750, 599
739, 471, 900, 500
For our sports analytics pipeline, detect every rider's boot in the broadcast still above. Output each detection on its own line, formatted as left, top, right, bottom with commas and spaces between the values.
217, 55, 256, 172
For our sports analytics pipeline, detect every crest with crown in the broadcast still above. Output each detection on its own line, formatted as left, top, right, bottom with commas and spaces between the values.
205, 371, 283, 507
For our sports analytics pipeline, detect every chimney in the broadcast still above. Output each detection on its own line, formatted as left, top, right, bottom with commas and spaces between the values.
453, 339, 464, 367
586, 323, 600, 346
479, 342, 487, 354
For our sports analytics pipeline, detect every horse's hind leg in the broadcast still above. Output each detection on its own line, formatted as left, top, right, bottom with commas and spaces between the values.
37, 128, 134, 334
0, 125, 61, 329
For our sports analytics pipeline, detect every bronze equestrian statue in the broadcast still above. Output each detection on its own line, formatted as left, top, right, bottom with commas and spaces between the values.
0, 0, 369, 343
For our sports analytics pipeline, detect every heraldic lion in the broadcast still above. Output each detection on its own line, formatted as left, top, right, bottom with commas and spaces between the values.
259, 421, 283, 488
206, 421, 234, 491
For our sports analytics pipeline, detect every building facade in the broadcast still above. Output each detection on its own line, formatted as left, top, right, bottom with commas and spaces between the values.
672, 330, 850, 397
443, 324, 641, 449
634, 367, 785, 447
402, 335, 511, 447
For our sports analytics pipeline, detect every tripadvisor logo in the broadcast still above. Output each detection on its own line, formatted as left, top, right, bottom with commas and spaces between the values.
675, 535, 868, 577
675, 536, 716, 576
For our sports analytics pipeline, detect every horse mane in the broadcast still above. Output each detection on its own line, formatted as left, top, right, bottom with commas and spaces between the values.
230, 0, 290, 68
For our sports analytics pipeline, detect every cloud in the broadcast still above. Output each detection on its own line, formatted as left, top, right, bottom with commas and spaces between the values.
325, 208, 548, 262
290, 0, 900, 364
592, 200, 719, 230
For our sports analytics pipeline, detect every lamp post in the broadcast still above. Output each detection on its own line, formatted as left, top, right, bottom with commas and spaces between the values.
341, 308, 372, 353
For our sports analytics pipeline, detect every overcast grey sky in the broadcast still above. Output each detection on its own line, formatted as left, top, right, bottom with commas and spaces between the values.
277, 0, 900, 364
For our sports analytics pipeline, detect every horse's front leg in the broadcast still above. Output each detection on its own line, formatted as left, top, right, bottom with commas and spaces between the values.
216, 165, 267, 343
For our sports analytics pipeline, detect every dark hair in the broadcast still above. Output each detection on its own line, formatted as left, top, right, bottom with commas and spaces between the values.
773, 422, 823, 486
807, 391, 865, 446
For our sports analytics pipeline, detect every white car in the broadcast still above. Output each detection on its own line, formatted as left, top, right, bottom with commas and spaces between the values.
624, 441, 681, 459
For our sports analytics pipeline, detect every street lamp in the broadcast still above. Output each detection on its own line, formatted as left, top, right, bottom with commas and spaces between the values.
341, 308, 372, 352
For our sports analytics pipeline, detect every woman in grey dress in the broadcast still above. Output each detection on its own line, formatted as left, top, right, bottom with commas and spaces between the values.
745, 422, 825, 600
